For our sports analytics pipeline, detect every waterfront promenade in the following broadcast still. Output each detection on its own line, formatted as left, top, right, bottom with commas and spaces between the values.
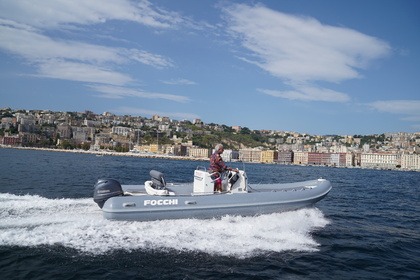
2, 145, 419, 172
1, 145, 208, 161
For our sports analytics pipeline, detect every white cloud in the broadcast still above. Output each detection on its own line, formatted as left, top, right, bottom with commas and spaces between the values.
369, 100, 420, 126
0, 9, 174, 87
0, 0, 183, 29
259, 86, 350, 103
0, 20, 173, 67
89, 85, 190, 103
0, 21, 124, 63
162, 78, 197, 85
369, 100, 420, 115
127, 49, 174, 69
114, 106, 199, 120
223, 3, 390, 83
0, 0, 193, 110
37, 60, 133, 85
222, 3, 391, 102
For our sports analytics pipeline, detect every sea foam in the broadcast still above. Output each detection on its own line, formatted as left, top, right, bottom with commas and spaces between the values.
0, 193, 329, 258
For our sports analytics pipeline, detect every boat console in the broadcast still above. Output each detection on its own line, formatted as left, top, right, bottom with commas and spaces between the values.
193, 166, 248, 194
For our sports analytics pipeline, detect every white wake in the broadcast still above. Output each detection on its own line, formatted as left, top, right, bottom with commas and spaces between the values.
0, 193, 330, 258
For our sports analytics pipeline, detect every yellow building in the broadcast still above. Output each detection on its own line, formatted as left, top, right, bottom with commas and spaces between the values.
149, 144, 161, 153
260, 150, 278, 163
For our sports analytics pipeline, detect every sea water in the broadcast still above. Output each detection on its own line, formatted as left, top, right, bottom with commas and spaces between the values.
0, 148, 419, 279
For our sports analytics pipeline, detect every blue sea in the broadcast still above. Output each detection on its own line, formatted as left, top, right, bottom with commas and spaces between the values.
0, 148, 419, 279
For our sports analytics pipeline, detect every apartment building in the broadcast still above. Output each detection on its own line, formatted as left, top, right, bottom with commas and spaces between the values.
330, 153, 347, 167
360, 152, 401, 169
149, 143, 160, 153
221, 149, 239, 162
293, 151, 308, 165
112, 126, 131, 137
277, 151, 293, 164
1, 134, 20, 145
188, 147, 210, 158
346, 152, 355, 167
401, 153, 420, 170
261, 150, 278, 163
308, 152, 331, 166
239, 148, 262, 163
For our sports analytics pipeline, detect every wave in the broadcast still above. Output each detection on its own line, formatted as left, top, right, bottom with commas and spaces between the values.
0, 193, 330, 258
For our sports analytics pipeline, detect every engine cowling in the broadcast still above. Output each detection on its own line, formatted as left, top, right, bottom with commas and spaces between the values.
93, 178, 123, 208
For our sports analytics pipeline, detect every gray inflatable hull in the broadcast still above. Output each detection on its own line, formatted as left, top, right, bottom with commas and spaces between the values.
101, 179, 332, 221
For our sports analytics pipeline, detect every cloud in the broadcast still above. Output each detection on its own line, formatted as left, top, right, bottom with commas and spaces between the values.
0, 20, 173, 68
369, 100, 420, 125
223, 3, 390, 83
162, 78, 197, 85
0, 0, 184, 29
37, 60, 133, 85
222, 3, 391, 102
126, 49, 174, 69
0, 2, 175, 91
259, 86, 350, 103
369, 100, 420, 115
89, 85, 190, 103
114, 106, 200, 120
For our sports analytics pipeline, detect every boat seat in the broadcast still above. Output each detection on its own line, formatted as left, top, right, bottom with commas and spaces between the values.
145, 170, 176, 196
145, 180, 170, 196
150, 170, 166, 189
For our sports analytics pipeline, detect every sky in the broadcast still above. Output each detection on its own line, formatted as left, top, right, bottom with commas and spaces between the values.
0, 0, 419, 135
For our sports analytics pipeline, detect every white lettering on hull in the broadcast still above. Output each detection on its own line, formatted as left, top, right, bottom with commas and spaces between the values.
144, 199, 179, 206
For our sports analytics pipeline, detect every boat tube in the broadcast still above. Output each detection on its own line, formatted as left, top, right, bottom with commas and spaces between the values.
93, 167, 332, 221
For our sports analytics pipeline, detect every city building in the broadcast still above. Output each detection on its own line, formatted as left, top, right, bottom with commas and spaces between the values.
401, 153, 420, 170
261, 150, 278, 163
330, 153, 347, 167
188, 147, 210, 158
277, 151, 293, 164
1, 108, 419, 171
239, 148, 262, 163
221, 149, 239, 162
293, 151, 308, 165
360, 152, 401, 169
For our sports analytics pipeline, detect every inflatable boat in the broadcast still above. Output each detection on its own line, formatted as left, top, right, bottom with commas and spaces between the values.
93, 167, 332, 221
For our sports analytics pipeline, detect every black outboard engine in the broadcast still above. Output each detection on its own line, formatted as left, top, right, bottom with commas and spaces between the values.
150, 170, 166, 190
93, 179, 123, 208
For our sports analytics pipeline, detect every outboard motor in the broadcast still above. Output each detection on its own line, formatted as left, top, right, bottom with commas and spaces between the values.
93, 179, 123, 208
150, 170, 166, 190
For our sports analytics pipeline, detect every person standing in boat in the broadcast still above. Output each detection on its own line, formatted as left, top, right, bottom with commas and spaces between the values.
209, 144, 238, 192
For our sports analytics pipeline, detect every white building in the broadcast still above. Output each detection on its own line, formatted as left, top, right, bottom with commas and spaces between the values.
112, 126, 131, 136
345, 152, 354, 167
401, 153, 420, 170
360, 153, 400, 169
84, 119, 101, 127
330, 153, 347, 167
220, 149, 239, 162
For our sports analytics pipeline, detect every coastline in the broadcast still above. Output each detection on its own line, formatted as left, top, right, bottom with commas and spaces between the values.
0, 145, 209, 162
2, 145, 418, 172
